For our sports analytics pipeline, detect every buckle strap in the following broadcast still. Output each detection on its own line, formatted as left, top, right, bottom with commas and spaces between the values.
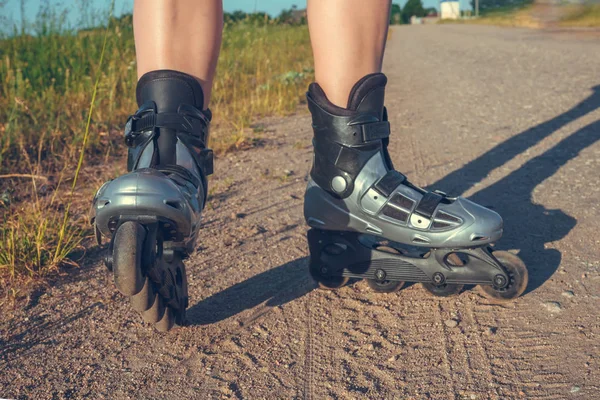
414, 191, 444, 219
360, 121, 390, 142
130, 112, 206, 135
125, 109, 210, 146
373, 170, 406, 197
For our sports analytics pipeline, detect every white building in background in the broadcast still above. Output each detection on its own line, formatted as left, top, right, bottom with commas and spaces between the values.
440, 0, 460, 19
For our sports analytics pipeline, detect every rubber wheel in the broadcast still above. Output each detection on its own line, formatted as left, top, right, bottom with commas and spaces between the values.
112, 221, 146, 296
367, 279, 405, 293
478, 250, 528, 302
130, 277, 155, 313
309, 259, 349, 290
142, 294, 165, 324
155, 307, 175, 332
422, 282, 464, 297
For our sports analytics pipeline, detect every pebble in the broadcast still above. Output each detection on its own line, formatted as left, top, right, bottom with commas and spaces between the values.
570, 385, 581, 393
542, 301, 562, 313
486, 327, 498, 335
444, 319, 459, 328
562, 290, 575, 298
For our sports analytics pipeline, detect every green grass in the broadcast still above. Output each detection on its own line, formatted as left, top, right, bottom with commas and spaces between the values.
0, 13, 314, 301
560, 4, 600, 27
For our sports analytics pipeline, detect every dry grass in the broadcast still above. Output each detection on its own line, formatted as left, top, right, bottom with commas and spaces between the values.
0, 12, 313, 301
440, 6, 542, 29
560, 4, 600, 27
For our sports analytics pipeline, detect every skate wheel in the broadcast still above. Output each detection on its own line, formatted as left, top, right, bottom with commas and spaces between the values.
112, 221, 146, 296
144, 250, 188, 331
367, 279, 405, 293
422, 282, 464, 297
142, 294, 165, 324
478, 250, 528, 302
129, 277, 155, 313
155, 307, 175, 332
309, 259, 349, 290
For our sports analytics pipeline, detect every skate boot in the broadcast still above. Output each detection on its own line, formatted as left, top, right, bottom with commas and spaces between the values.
304, 73, 528, 300
91, 70, 213, 331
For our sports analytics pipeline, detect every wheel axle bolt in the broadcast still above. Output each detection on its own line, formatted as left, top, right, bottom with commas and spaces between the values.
433, 272, 445, 285
494, 275, 507, 287
375, 269, 386, 281
320, 266, 328, 274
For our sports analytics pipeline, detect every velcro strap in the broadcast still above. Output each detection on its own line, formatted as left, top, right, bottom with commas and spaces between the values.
373, 170, 406, 197
130, 112, 206, 135
361, 121, 390, 142
414, 192, 443, 219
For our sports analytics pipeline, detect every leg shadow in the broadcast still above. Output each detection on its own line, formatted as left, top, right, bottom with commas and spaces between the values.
429, 89, 600, 293
187, 257, 315, 326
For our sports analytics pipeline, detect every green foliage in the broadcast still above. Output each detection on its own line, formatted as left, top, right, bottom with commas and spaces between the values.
275, 5, 307, 25
470, 0, 533, 15
402, 0, 427, 23
390, 4, 403, 24
224, 11, 271, 25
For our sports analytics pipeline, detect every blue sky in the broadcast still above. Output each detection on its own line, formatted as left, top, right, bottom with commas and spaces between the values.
3, 0, 474, 31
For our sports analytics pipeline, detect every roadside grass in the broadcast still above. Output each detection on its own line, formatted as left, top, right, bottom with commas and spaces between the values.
560, 4, 600, 27
439, 5, 541, 28
0, 13, 313, 303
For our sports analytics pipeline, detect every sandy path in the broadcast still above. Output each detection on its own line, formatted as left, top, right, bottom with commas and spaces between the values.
2, 25, 600, 399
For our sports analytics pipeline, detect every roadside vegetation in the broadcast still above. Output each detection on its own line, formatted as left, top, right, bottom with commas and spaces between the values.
458, 5, 540, 28
560, 3, 600, 27
0, 5, 314, 304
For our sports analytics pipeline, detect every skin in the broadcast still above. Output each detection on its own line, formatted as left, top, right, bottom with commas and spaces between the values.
133, 0, 391, 110
133, 0, 223, 109
307, 0, 392, 107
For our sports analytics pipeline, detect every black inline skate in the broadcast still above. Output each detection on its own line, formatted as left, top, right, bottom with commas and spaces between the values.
91, 70, 213, 331
304, 73, 528, 300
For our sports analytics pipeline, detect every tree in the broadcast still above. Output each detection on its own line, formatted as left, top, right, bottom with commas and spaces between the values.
469, 0, 532, 15
390, 4, 402, 24
424, 7, 438, 16
401, 0, 426, 23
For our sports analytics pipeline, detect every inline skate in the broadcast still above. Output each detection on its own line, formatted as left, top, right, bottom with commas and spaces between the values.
304, 73, 528, 300
91, 70, 213, 331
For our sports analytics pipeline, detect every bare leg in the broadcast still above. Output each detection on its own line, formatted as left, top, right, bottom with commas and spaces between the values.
307, 0, 391, 107
133, 0, 223, 109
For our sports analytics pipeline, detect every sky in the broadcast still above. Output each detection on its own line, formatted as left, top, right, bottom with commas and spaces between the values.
3, 0, 474, 31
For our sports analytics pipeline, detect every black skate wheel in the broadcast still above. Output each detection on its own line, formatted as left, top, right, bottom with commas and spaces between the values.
112, 221, 146, 297
367, 279, 405, 293
155, 307, 175, 332
142, 294, 166, 324
478, 251, 528, 302
309, 259, 349, 290
130, 277, 155, 313
422, 282, 464, 297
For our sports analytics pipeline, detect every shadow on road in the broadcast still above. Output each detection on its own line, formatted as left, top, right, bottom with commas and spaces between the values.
188, 84, 600, 323
0, 302, 104, 370
430, 84, 600, 293
186, 257, 314, 326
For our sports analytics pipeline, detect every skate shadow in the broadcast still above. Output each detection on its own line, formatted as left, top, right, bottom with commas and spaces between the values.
428, 84, 600, 294
186, 257, 315, 326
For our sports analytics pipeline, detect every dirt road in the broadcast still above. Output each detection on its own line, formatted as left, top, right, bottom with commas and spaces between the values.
2, 25, 600, 399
